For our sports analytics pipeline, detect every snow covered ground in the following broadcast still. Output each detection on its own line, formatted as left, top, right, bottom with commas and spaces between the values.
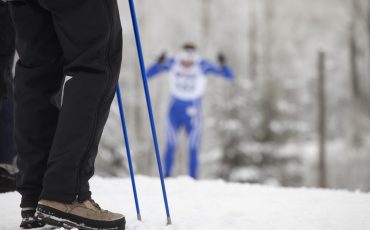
1, 176, 370, 230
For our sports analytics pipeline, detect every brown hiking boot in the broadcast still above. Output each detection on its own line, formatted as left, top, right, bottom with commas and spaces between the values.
36, 199, 125, 230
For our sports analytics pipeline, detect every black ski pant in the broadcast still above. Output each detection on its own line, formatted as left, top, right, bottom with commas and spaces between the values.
8, 0, 122, 208
0, 2, 16, 164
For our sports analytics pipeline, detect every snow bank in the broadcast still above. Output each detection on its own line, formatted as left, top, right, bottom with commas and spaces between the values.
0, 176, 369, 230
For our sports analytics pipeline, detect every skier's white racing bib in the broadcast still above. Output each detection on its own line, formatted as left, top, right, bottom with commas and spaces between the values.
169, 60, 207, 101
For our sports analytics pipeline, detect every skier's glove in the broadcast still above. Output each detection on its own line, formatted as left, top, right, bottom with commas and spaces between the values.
217, 52, 226, 66
157, 52, 167, 65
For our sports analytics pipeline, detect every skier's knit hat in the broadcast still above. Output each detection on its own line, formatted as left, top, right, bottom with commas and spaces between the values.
182, 42, 197, 51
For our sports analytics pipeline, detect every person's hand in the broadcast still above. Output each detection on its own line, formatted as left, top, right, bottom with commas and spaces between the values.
217, 52, 227, 66
157, 52, 167, 65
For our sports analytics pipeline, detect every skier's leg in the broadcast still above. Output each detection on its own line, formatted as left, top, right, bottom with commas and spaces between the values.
185, 102, 202, 179
187, 121, 201, 179
37, 0, 123, 202
164, 110, 179, 177
8, 0, 64, 208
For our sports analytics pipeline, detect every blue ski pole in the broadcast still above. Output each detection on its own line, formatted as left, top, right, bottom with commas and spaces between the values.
116, 86, 142, 221
128, 0, 172, 225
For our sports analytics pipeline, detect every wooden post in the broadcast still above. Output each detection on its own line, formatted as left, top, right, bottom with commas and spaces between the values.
318, 51, 327, 188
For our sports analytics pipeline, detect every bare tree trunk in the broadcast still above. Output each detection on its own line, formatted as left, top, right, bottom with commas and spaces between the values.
248, 1, 258, 80
350, 1, 360, 99
364, 0, 370, 108
133, 0, 153, 175
350, 35, 360, 99
368, 1, 370, 70
351, 0, 370, 113
202, 0, 210, 55
259, 0, 275, 142
366, 0, 370, 108
263, 0, 273, 82
349, 0, 363, 145
318, 51, 327, 188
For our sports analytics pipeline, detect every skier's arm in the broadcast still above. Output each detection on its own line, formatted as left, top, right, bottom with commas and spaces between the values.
200, 53, 234, 80
200, 60, 234, 80
146, 53, 175, 79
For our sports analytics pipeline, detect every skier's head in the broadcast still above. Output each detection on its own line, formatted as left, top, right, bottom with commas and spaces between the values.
182, 43, 197, 52
179, 43, 199, 68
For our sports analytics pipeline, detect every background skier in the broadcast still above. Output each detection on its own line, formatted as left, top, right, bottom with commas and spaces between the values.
147, 43, 234, 179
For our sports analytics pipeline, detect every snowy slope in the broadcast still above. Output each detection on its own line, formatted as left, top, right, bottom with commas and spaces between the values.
0, 176, 369, 230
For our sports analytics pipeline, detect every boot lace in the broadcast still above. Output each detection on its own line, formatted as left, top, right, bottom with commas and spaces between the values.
89, 199, 108, 213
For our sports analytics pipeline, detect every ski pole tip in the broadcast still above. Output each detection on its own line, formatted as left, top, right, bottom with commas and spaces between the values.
167, 217, 172, 225
137, 214, 142, 221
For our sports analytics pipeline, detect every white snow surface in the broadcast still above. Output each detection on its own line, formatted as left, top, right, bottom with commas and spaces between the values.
1, 176, 370, 230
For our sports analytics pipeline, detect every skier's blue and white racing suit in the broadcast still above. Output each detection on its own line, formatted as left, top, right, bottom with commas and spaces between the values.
147, 54, 233, 178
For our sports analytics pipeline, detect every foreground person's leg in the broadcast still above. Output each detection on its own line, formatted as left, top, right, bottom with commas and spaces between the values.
35, 0, 124, 229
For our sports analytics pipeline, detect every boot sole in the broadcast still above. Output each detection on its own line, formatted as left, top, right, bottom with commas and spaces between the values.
19, 219, 45, 229
36, 205, 125, 230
